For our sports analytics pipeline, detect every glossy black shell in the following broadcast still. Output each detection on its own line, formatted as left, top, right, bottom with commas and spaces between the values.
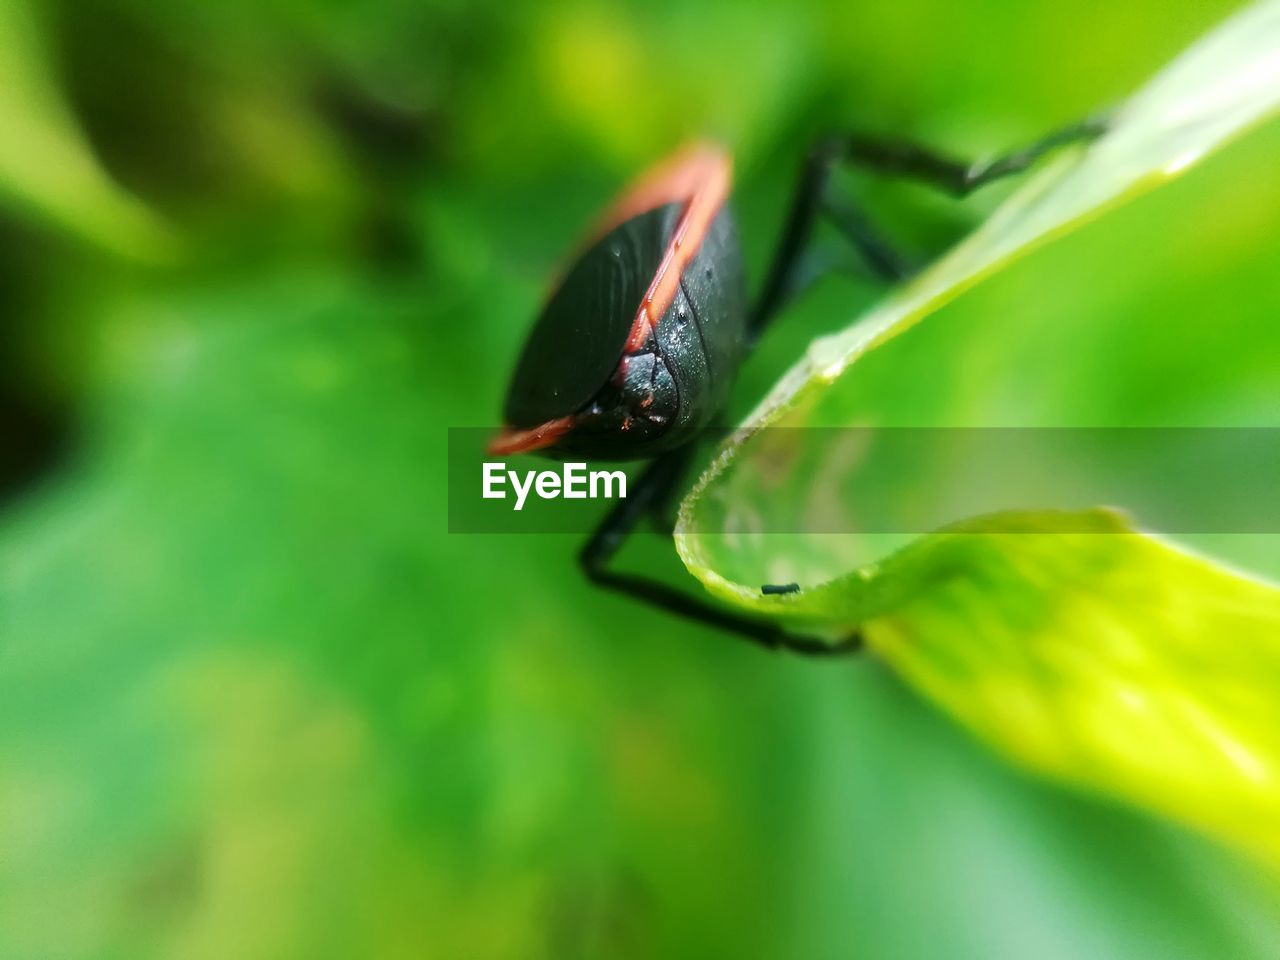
503, 201, 747, 459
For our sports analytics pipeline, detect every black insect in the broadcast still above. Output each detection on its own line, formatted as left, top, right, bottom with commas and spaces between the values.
492, 120, 1105, 655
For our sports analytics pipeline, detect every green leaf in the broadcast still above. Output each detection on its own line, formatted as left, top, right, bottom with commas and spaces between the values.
676, 0, 1280, 864
799, 511, 1280, 863
873, 518, 1280, 862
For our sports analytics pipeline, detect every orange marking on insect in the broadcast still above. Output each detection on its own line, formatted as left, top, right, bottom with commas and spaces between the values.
590, 141, 731, 241
621, 143, 732, 352
487, 416, 574, 455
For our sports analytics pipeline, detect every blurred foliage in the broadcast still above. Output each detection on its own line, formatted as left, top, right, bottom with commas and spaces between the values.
1, 0, 1278, 958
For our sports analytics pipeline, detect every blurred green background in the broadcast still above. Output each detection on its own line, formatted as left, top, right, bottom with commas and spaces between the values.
2, 0, 1279, 957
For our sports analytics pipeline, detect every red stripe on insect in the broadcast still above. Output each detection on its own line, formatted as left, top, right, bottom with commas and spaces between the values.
487, 416, 575, 455
621, 143, 731, 352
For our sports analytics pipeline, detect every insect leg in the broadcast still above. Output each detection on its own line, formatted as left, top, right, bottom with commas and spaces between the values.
750, 140, 880, 337
751, 115, 1109, 336
579, 449, 863, 656
821, 190, 917, 282
837, 115, 1109, 197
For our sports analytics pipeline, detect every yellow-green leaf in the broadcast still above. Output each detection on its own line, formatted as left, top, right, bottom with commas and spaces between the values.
676, 0, 1280, 865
